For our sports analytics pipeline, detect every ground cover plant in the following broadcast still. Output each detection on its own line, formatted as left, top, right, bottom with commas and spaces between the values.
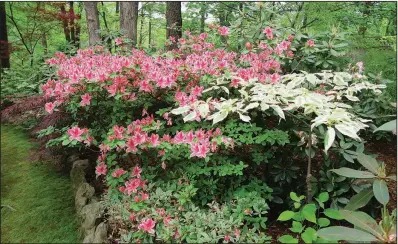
1, 2, 396, 243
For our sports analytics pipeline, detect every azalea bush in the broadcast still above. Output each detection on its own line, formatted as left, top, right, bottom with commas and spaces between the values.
38, 25, 393, 242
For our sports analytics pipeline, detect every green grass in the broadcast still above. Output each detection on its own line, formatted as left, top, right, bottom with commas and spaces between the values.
1, 125, 79, 243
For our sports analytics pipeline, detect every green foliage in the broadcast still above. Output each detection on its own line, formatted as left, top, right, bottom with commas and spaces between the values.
277, 192, 336, 243
330, 153, 396, 206
317, 207, 397, 243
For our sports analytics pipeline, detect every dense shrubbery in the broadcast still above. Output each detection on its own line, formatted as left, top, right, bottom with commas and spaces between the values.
33, 25, 396, 243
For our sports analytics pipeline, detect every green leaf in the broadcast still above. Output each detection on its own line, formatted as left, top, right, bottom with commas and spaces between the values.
278, 211, 296, 221
324, 127, 335, 153
317, 192, 329, 202
340, 210, 384, 239
330, 168, 376, 178
290, 221, 304, 233
62, 139, 71, 146
278, 235, 299, 243
317, 227, 378, 242
302, 204, 317, 223
290, 192, 300, 201
373, 179, 389, 205
301, 227, 317, 243
374, 120, 396, 133
344, 188, 374, 211
317, 218, 330, 227
356, 153, 379, 175
323, 208, 344, 220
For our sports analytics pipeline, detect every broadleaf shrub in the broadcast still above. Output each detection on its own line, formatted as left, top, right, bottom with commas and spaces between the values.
38, 25, 392, 242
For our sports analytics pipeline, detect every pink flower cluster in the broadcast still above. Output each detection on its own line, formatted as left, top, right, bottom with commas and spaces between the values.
67, 126, 93, 145
42, 29, 296, 115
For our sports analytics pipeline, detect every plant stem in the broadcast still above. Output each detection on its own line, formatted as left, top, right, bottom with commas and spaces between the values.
306, 128, 313, 203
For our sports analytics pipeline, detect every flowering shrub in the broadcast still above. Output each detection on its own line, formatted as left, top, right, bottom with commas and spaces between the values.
39, 25, 389, 242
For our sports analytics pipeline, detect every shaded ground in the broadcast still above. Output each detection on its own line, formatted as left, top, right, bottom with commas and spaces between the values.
1, 125, 79, 243
366, 139, 397, 212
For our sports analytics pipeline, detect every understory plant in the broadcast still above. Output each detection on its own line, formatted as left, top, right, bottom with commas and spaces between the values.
277, 192, 337, 243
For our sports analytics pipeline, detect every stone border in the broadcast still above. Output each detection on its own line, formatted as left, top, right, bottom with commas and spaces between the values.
70, 159, 108, 243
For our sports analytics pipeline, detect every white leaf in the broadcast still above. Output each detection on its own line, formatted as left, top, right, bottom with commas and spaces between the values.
333, 74, 348, 86
335, 124, 361, 141
221, 86, 230, 95
197, 103, 209, 118
244, 102, 259, 111
345, 95, 360, 101
212, 111, 228, 125
171, 106, 191, 115
238, 113, 251, 122
324, 127, 335, 153
271, 105, 285, 120
306, 74, 319, 85
183, 111, 197, 122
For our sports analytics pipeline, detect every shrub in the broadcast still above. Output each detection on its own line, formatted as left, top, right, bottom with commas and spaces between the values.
38, 25, 391, 242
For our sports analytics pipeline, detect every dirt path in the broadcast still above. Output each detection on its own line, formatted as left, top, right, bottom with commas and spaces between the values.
1, 125, 79, 243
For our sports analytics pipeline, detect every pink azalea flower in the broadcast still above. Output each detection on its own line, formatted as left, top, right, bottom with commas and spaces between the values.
140, 192, 149, 201
113, 125, 124, 140
263, 27, 274, 40
80, 93, 91, 107
218, 26, 229, 36
129, 213, 135, 221
307, 40, 315, 47
156, 208, 165, 216
112, 168, 127, 178
67, 126, 84, 141
115, 37, 123, 46
132, 166, 142, 178
234, 228, 240, 238
245, 42, 252, 50
161, 161, 166, 170
163, 215, 172, 226
224, 235, 231, 242
126, 138, 138, 153
138, 218, 156, 234
150, 134, 160, 147
173, 131, 185, 144
45, 102, 56, 114
125, 178, 141, 195
95, 163, 107, 176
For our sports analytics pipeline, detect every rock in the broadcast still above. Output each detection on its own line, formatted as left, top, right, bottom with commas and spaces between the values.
75, 183, 95, 214
80, 201, 103, 235
92, 222, 108, 243
82, 227, 95, 243
70, 159, 89, 193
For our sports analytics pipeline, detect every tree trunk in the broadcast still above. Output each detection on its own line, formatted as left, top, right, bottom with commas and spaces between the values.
200, 4, 206, 33
84, 2, 101, 45
139, 4, 145, 46
69, 2, 76, 46
100, 2, 112, 52
148, 14, 152, 47
60, 4, 71, 43
74, 2, 83, 48
120, 2, 139, 47
41, 33, 48, 55
166, 2, 182, 50
0, 1, 10, 68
